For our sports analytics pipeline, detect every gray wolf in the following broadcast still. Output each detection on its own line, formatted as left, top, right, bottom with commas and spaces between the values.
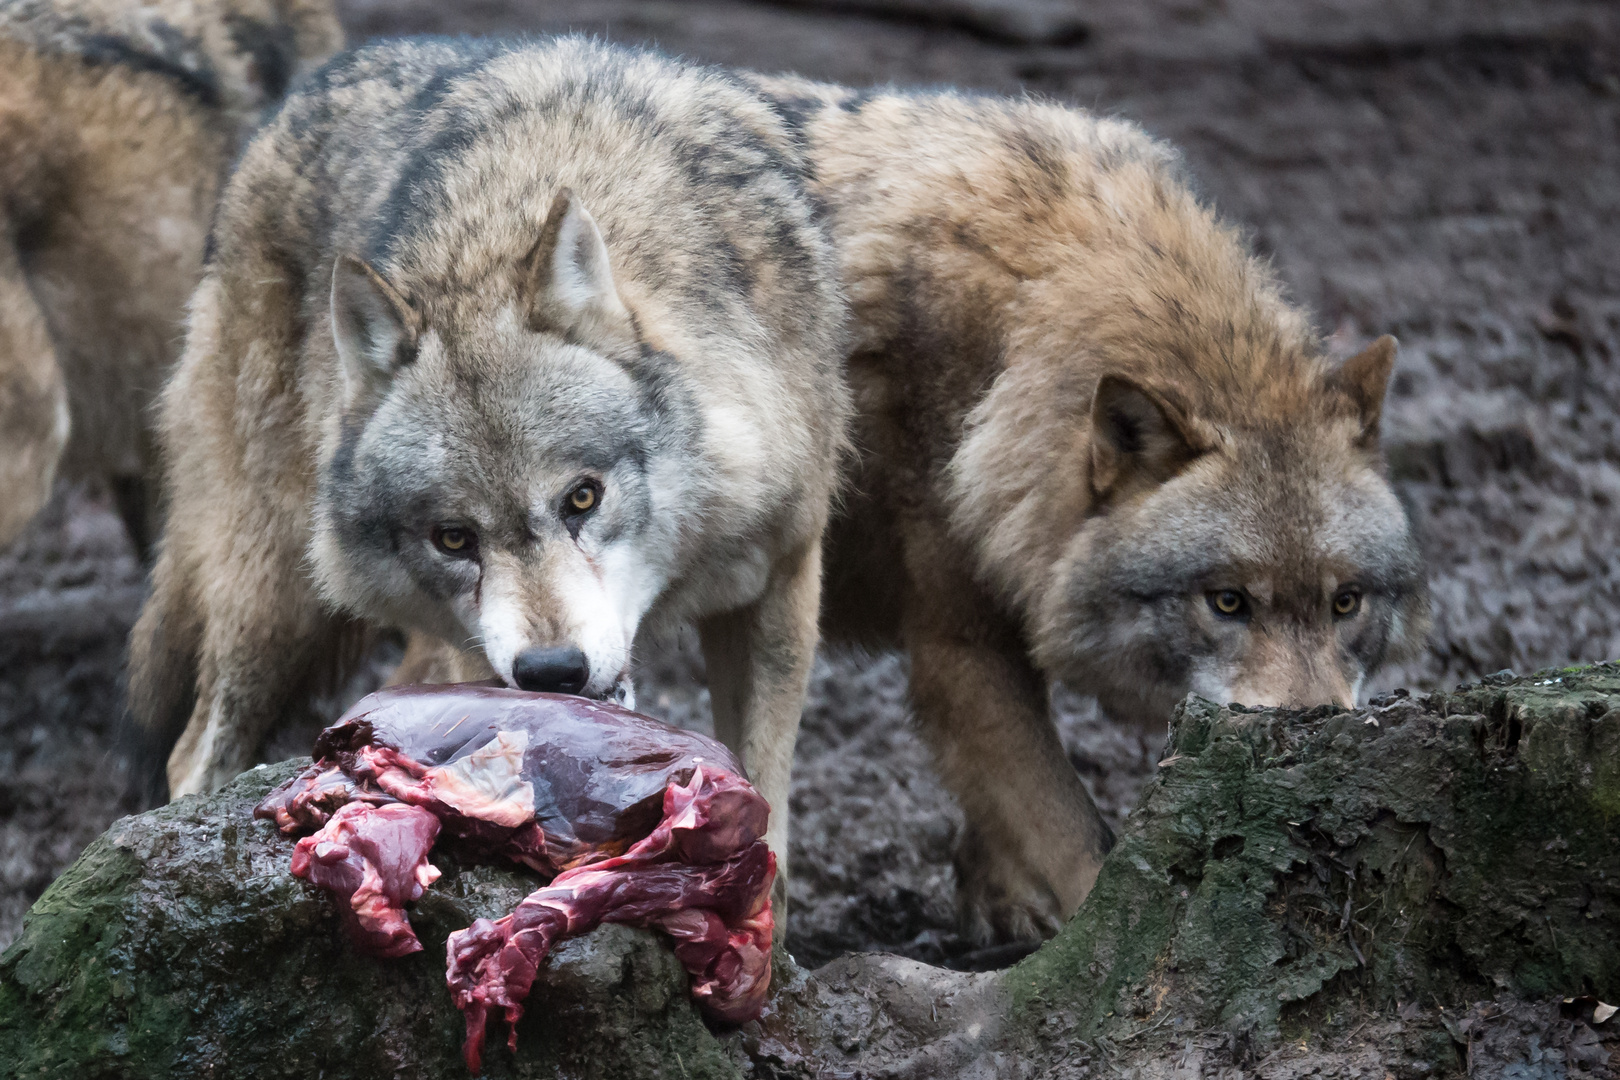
128, 37, 850, 887
747, 76, 1431, 944
0, 0, 341, 551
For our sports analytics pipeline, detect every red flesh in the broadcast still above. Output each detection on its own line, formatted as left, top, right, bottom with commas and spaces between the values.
255, 685, 774, 1072
446, 766, 775, 1072
289, 801, 442, 957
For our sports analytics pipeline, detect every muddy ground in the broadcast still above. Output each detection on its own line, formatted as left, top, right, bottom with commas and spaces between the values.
2, 0, 1617, 996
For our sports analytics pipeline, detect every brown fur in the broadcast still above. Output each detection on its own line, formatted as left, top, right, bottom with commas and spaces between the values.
0, 0, 341, 550
748, 77, 1430, 943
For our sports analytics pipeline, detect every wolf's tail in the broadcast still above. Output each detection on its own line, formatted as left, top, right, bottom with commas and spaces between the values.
123, 546, 202, 807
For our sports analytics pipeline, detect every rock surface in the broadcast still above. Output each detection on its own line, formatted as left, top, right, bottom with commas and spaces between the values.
0, 760, 740, 1079
5, 665, 1617, 1077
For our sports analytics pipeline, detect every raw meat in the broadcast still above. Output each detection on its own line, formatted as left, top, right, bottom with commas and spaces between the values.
288, 800, 442, 958
255, 684, 775, 1072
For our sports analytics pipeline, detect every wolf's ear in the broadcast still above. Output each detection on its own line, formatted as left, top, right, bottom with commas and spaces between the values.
1090, 376, 1202, 498
331, 255, 420, 391
1325, 335, 1397, 448
520, 188, 637, 355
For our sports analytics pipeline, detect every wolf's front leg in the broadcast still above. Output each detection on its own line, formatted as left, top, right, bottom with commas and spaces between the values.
698, 539, 824, 894
161, 538, 338, 798
903, 568, 1113, 946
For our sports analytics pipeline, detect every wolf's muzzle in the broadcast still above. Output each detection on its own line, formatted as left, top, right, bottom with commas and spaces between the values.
512, 646, 590, 695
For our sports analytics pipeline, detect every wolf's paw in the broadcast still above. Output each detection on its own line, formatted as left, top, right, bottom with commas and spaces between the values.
952, 824, 1068, 947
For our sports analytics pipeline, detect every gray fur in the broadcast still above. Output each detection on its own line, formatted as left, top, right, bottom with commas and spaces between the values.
130, 39, 849, 887
1045, 425, 1430, 724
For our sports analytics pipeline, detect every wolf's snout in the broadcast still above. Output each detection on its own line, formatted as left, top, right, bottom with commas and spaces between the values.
1212, 630, 1360, 712
1226, 658, 1356, 711
512, 646, 590, 695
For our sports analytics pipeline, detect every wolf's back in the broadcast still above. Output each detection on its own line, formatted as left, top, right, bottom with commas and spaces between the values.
208, 35, 843, 365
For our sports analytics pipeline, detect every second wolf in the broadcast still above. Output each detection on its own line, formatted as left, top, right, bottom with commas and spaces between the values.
0, 0, 341, 550
748, 78, 1431, 943
129, 38, 850, 878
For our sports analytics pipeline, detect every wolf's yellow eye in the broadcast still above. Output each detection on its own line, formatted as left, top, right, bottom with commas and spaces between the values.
567, 483, 597, 513
433, 526, 476, 556
1209, 590, 1247, 618
1333, 589, 1362, 618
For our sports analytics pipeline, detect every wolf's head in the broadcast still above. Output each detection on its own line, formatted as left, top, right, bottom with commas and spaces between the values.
1029, 337, 1430, 724
311, 190, 695, 702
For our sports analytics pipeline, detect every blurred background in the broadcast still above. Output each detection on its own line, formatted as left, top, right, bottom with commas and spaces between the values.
2, 0, 1617, 966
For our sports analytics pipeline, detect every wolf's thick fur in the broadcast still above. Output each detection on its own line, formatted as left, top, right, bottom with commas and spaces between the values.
0, 0, 340, 549
748, 77, 1431, 943
129, 39, 850, 878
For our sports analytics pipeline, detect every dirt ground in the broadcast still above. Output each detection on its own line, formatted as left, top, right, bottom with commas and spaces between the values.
2, 0, 1617, 997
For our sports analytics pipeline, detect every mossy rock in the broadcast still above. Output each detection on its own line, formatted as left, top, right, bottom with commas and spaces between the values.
0, 761, 740, 1080
1009, 664, 1620, 1044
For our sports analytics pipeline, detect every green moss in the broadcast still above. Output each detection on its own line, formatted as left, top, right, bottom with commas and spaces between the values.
1006, 664, 1620, 1052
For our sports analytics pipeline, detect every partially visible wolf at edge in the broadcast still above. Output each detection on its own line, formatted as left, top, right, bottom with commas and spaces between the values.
127, 37, 851, 891
741, 76, 1432, 946
0, 0, 342, 553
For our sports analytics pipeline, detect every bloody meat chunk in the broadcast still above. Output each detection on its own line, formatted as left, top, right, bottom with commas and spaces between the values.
255, 685, 775, 1072
289, 800, 443, 957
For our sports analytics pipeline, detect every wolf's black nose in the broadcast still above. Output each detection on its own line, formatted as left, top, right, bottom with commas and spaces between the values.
512, 646, 590, 695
